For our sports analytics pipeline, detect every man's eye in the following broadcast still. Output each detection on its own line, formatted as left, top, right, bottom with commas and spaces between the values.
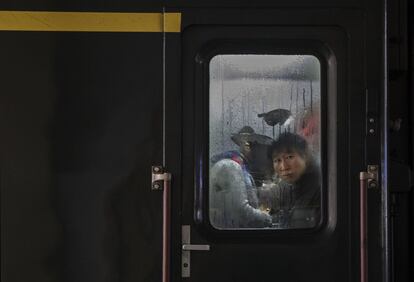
287, 155, 294, 159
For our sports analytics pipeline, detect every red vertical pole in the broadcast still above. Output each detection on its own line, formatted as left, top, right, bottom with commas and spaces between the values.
162, 175, 171, 282
360, 174, 368, 282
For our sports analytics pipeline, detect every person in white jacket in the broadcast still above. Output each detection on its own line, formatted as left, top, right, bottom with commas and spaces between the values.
209, 126, 273, 229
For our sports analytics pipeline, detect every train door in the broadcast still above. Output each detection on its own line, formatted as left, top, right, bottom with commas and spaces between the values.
160, 7, 387, 282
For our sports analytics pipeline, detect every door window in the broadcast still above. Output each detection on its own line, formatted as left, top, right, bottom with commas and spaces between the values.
209, 54, 322, 230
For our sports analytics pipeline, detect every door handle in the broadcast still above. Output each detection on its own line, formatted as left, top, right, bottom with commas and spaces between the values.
151, 166, 172, 282
182, 225, 210, 278
182, 244, 210, 251
359, 165, 378, 282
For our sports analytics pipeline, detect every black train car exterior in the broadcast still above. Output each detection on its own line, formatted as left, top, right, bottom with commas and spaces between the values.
0, 0, 412, 282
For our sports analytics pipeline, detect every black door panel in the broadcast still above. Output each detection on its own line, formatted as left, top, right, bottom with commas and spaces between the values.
173, 8, 373, 282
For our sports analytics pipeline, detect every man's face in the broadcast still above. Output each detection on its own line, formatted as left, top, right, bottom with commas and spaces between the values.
272, 150, 307, 184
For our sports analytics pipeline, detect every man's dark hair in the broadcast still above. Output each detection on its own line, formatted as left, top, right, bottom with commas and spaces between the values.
267, 132, 309, 159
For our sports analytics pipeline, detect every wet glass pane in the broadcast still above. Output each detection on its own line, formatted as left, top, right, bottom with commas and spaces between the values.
209, 54, 321, 229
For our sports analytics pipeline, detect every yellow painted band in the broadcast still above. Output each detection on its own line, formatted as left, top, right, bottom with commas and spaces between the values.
0, 11, 181, 32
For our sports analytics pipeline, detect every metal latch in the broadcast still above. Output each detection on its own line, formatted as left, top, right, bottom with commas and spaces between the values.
152, 166, 171, 190
182, 225, 210, 278
359, 165, 379, 189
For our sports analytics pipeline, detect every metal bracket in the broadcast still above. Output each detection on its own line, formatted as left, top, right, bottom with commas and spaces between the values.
359, 165, 379, 189
182, 225, 210, 278
151, 166, 171, 190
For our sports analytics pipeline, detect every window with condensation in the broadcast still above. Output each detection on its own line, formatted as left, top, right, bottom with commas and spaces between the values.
208, 54, 322, 230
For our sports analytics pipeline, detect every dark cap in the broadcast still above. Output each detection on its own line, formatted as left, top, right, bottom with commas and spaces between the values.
231, 126, 273, 146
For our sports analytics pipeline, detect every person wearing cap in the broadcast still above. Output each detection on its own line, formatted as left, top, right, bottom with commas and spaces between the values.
267, 132, 321, 228
209, 126, 273, 229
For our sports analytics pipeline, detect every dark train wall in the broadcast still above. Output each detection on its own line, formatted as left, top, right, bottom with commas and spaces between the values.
388, 0, 413, 281
0, 0, 412, 282
1, 31, 165, 281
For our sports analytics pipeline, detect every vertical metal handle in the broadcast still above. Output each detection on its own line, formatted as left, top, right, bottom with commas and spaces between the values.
359, 173, 369, 282
163, 176, 171, 282
359, 165, 378, 282
152, 166, 172, 282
